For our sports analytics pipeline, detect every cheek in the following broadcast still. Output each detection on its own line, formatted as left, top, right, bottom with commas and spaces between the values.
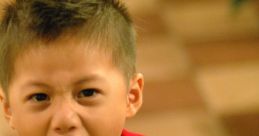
10, 104, 49, 136
79, 92, 128, 135
81, 108, 126, 136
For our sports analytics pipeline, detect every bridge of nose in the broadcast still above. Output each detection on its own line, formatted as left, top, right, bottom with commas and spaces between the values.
50, 97, 82, 134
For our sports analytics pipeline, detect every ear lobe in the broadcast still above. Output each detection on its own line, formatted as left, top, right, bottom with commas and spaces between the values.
0, 88, 4, 102
0, 88, 14, 129
126, 73, 144, 118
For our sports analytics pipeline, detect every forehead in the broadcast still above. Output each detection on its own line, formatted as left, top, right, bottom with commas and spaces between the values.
11, 38, 119, 85
24, 37, 109, 56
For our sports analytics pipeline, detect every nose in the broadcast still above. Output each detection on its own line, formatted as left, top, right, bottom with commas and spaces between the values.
51, 100, 81, 134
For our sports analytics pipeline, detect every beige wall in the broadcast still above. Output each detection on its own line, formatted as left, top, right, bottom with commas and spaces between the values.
125, 0, 259, 136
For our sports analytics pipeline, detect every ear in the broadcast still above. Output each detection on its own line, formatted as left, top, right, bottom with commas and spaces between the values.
0, 87, 14, 129
126, 73, 144, 118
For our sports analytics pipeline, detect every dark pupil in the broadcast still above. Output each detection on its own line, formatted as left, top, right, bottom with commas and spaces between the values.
82, 89, 95, 96
35, 93, 48, 101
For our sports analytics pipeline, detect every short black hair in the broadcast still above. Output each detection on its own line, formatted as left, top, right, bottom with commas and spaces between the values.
0, 0, 136, 91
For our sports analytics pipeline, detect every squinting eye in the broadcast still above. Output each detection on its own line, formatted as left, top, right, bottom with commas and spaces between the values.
78, 89, 97, 98
30, 93, 50, 102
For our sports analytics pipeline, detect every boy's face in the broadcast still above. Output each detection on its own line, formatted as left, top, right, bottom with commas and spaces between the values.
0, 39, 143, 136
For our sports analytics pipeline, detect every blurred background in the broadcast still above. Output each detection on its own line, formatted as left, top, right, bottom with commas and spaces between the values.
124, 0, 259, 136
1, 0, 259, 136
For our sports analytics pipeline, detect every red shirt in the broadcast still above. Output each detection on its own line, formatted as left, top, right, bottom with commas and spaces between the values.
121, 129, 143, 136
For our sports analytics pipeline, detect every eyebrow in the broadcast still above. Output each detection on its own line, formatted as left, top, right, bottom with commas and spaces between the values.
73, 74, 104, 85
22, 74, 104, 89
21, 81, 52, 92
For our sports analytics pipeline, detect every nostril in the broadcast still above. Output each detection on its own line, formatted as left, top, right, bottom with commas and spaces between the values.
69, 126, 76, 131
55, 126, 76, 134
55, 128, 63, 133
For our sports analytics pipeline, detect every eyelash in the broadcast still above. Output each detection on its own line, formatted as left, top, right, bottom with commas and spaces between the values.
77, 88, 99, 98
28, 93, 50, 102
28, 88, 99, 102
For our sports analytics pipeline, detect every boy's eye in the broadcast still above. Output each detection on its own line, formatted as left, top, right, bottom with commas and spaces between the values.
78, 89, 97, 98
30, 93, 50, 102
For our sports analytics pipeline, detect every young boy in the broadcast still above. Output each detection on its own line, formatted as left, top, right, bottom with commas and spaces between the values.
0, 0, 144, 136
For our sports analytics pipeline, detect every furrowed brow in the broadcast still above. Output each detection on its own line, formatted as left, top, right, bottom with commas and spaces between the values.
22, 81, 52, 90
73, 74, 105, 86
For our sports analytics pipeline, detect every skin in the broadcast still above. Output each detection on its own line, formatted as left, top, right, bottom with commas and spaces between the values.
0, 38, 144, 136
